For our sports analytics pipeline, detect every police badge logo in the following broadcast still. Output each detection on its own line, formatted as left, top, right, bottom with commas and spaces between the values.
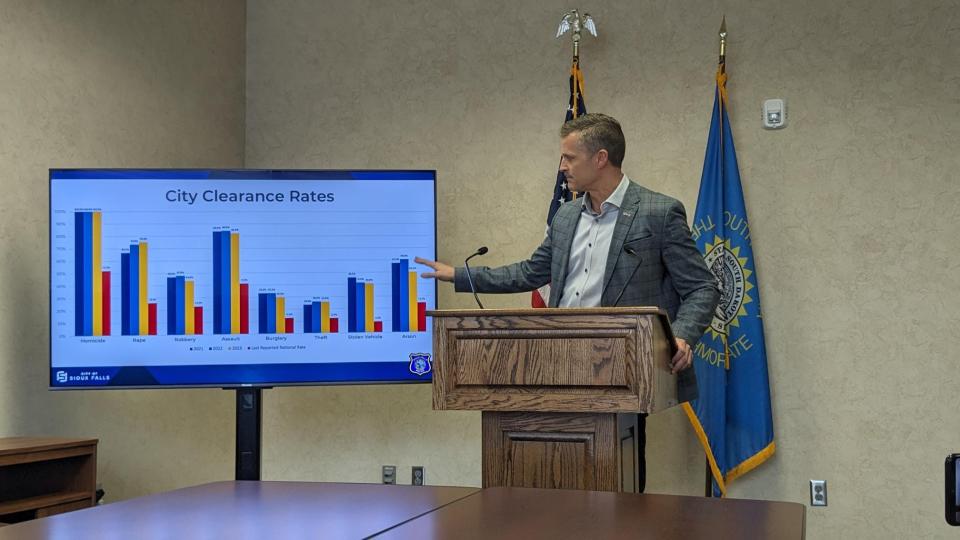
408, 352, 432, 376
703, 235, 754, 338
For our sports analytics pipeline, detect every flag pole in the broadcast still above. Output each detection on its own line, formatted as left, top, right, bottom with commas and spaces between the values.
705, 458, 713, 497
556, 9, 596, 121
718, 15, 727, 66
572, 50, 580, 121
572, 28, 580, 63
704, 16, 727, 499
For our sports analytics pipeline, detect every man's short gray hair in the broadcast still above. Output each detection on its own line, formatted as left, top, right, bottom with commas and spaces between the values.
559, 113, 626, 167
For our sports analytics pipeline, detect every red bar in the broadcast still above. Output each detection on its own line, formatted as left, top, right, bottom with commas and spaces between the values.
148, 303, 158, 335
194, 306, 204, 334
240, 283, 249, 334
374, 320, 383, 333
330, 318, 339, 333
285, 317, 294, 333
418, 302, 426, 332
101, 271, 111, 336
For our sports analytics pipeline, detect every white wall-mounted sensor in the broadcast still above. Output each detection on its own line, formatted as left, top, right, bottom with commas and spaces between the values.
762, 98, 787, 129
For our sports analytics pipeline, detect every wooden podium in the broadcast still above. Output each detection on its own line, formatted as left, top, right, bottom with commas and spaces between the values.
429, 308, 679, 492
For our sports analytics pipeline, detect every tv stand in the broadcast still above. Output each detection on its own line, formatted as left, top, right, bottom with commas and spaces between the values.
233, 387, 269, 481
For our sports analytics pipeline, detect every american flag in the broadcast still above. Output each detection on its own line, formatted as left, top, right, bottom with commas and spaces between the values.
532, 59, 587, 307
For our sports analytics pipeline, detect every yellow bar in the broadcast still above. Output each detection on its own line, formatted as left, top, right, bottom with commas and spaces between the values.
321, 301, 330, 333
92, 212, 102, 336
364, 282, 374, 332
230, 232, 240, 334
276, 296, 285, 334
185, 280, 195, 335
408, 271, 418, 332
138, 241, 148, 335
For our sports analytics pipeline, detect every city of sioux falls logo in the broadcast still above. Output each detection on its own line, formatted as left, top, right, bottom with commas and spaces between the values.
699, 235, 755, 368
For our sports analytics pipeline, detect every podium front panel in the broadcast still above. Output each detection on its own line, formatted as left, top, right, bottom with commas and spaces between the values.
430, 308, 678, 414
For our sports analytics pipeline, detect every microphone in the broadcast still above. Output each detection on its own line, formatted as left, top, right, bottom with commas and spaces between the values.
612, 246, 642, 307
463, 246, 488, 309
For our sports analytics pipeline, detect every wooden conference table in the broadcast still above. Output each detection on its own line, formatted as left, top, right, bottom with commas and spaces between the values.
0, 481, 805, 539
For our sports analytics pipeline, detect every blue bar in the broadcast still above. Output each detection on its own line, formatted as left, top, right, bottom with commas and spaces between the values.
391, 262, 400, 332
303, 304, 313, 334
399, 258, 409, 332
258, 293, 268, 334
80, 212, 93, 336
175, 276, 185, 335
129, 243, 140, 334
214, 231, 231, 334
355, 281, 365, 332
166, 277, 177, 335
347, 277, 357, 332
312, 302, 321, 333
50, 169, 437, 181
220, 232, 232, 334
74, 212, 85, 335
221, 232, 232, 333
213, 232, 222, 333
265, 293, 277, 333
50, 361, 432, 387
121, 252, 130, 335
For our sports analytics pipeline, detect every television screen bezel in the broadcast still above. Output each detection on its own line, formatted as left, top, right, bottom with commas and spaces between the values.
48, 168, 439, 390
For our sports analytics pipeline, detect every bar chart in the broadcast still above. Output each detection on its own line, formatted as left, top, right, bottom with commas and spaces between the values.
74, 211, 111, 336
120, 240, 159, 336
390, 258, 427, 332
213, 229, 250, 334
70, 216, 429, 339
66, 214, 436, 339
166, 275, 203, 335
302, 299, 339, 334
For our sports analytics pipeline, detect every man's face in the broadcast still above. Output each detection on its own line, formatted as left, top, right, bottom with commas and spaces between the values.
559, 132, 599, 193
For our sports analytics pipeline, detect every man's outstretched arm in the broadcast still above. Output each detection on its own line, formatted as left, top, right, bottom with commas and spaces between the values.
416, 226, 554, 294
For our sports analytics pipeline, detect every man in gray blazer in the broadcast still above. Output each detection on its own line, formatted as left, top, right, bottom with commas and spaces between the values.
416, 113, 719, 489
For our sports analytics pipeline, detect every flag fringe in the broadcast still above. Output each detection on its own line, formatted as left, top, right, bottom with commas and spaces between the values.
681, 402, 727, 495
724, 441, 776, 484
683, 401, 777, 494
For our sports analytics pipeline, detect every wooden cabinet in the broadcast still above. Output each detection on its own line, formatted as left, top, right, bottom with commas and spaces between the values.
0, 438, 98, 525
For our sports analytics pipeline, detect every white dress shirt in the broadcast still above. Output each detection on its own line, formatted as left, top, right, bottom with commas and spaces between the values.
559, 175, 631, 308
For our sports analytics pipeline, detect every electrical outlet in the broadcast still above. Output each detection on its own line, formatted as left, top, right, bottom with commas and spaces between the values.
810, 479, 827, 506
382, 465, 396, 485
412, 466, 424, 486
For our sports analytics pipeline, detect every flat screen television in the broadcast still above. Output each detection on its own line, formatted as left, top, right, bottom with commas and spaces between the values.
49, 169, 437, 388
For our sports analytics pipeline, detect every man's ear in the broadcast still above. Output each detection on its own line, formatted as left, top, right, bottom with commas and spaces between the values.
595, 148, 609, 168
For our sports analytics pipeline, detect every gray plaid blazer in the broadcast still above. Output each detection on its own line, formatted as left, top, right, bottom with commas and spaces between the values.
454, 180, 720, 403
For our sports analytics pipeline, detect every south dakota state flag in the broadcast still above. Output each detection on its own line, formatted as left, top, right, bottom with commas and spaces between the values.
682, 65, 775, 496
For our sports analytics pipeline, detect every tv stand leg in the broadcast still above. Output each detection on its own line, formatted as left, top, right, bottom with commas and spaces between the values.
235, 387, 263, 481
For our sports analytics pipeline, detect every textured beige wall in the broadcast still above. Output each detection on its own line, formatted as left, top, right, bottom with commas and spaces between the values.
0, 1, 246, 500
3, 0, 956, 537
248, 0, 960, 537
